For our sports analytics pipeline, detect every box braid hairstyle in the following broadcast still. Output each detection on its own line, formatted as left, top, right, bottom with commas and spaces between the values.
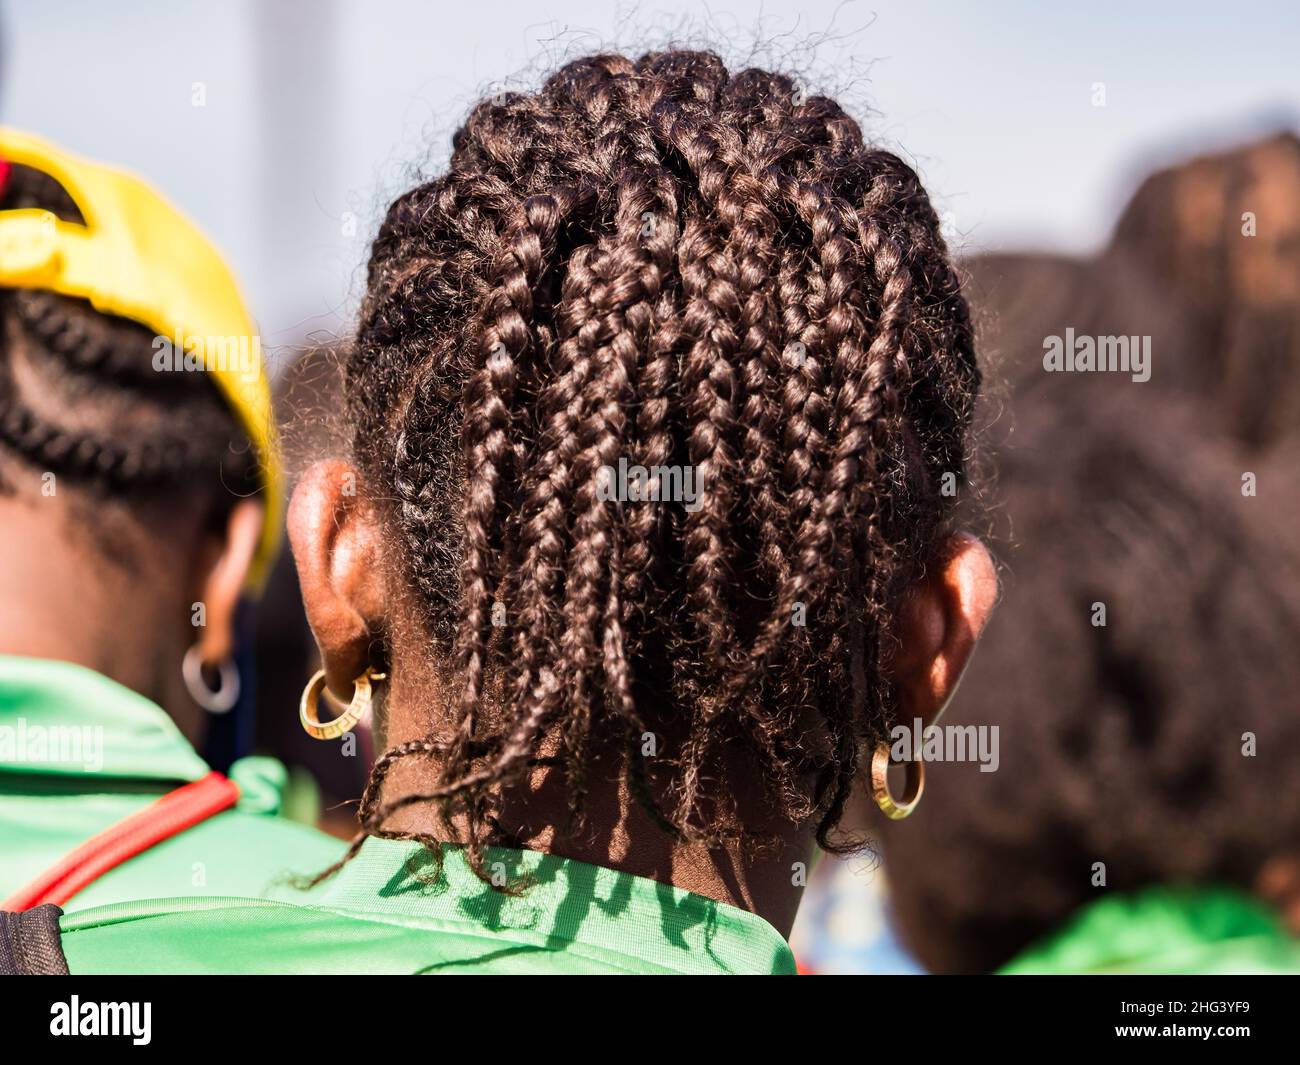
0, 165, 257, 523
344, 51, 979, 877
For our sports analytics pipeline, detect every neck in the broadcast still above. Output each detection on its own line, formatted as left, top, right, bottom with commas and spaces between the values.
0, 495, 200, 740
377, 674, 816, 937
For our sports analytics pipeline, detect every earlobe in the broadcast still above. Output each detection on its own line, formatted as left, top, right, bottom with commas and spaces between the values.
288, 459, 387, 700
892, 532, 998, 727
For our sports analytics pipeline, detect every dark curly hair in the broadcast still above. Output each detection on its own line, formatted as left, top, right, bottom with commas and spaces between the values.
340, 50, 979, 875
0, 165, 258, 511
880, 397, 1300, 973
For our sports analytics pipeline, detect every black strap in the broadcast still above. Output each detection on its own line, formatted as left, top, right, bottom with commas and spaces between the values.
0, 904, 69, 975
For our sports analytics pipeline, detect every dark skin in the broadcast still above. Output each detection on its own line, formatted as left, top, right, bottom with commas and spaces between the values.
0, 467, 264, 746
290, 458, 998, 936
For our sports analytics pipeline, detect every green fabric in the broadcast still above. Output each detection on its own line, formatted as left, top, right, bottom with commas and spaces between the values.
1000, 885, 1300, 974
61, 836, 797, 974
0, 655, 344, 909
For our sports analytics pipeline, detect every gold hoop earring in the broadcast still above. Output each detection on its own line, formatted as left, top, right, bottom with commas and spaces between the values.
299, 668, 386, 740
870, 742, 924, 819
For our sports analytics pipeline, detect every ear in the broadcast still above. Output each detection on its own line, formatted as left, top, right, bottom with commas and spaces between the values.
288, 459, 387, 700
890, 532, 999, 727
192, 499, 264, 665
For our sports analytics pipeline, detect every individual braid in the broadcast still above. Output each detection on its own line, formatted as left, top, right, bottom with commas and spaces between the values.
346, 51, 979, 875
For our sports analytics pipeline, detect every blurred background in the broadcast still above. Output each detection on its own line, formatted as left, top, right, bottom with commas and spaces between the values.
4, 0, 1299, 972
5, 0, 1298, 343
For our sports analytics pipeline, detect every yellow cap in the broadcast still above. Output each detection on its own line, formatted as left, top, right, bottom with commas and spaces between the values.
0, 129, 281, 590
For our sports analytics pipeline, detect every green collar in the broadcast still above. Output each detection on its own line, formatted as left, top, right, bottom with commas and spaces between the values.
1000, 885, 1300, 974
0, 655, 207, 783
5, 655, 793, 973
295, 835, 796, 975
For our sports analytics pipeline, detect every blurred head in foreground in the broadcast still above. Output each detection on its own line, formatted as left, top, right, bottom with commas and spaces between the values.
881, 398, 1300, 973
0, 137, 275, 743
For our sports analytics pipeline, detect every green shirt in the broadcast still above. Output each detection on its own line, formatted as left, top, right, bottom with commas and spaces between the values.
60, 836, 797, 974
1000, 885, 1300, 974
0, 655, 344, 909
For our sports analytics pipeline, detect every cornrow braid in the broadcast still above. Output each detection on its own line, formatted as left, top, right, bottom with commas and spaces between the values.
0, 165, 258, 504
348, 50, 979, 873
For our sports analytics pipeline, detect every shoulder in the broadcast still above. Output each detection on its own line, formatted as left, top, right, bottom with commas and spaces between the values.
56, 894, 584, 974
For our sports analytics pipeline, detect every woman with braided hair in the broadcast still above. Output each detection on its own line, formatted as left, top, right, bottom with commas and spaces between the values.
0, 133, 343, 925
51, 50, 995, 975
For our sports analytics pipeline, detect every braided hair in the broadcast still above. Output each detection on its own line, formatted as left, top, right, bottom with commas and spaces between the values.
343, 51, 979, 874
0, 165, 257, 510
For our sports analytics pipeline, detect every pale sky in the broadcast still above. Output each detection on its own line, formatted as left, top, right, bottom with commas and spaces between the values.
3, 0, 1297, 348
